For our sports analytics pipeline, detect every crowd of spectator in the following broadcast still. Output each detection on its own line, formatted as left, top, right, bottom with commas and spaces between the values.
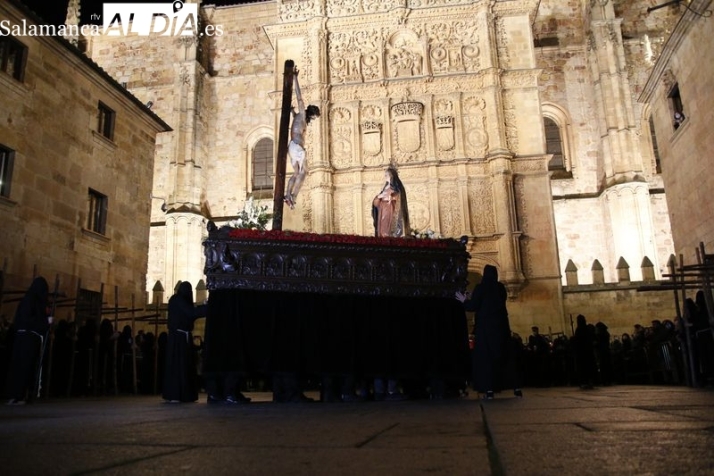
0, 316, 180, 399
514, 291, 713, 389
2, 289, 712, 401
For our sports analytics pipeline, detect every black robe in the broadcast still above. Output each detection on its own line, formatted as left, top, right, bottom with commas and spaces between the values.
162, 282, 206, 402
5, 277, 50, 402
463, 265, 512, 393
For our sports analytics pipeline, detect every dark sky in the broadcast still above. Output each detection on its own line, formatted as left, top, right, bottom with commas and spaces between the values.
18, 0, 261, 26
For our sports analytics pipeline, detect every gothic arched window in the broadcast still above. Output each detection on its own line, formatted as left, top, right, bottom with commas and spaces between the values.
544, 117, 564, 171
252, 137, 274, 192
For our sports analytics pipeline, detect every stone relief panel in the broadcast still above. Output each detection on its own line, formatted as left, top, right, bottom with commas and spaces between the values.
326, 0, 403, 17
468, 179, 495, 235
363, 0, 399, 13
327, 0, 360, 16
433, 98, 455, 159
333, 188, 355, 234
408, 0, 473, 7
409, 199, 431, 233
391, 101, 425, 163
327, 15, 484, 85
329, 107, 354, 170
427, 20, 481, 75
279, 0, 324, 22
495, 17, 511, 70
386, 29, 425, 79
355, 30, 384, 81
470, 239, 499, 255
512, 158, 546, 174
513, 175, 533, 277
501, 90, 519, 154
462, 96, 488, 158
361, 104, 385, 166
438, 187, 462, 238
328, 29, 385, 83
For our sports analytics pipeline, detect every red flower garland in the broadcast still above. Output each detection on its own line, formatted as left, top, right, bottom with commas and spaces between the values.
226, 228, 452, 249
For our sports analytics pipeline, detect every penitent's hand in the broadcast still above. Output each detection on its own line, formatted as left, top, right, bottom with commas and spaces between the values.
455, 292, 466, 302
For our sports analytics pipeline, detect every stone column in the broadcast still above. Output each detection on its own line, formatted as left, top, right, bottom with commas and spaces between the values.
589, 0, 661, 280
164, 212, 206, 292
604, 183, 659, 281
306, 17, 333, 232
489, 156, 524, 287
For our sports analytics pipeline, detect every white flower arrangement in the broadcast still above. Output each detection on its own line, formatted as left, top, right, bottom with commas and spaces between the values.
229, 196, 273, 231
410, 228, 439, 239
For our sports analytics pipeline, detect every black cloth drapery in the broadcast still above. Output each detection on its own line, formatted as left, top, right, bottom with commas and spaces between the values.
203, 289, 470, 383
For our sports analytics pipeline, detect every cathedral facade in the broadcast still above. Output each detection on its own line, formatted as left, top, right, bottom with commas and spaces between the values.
82, 0, 681, 336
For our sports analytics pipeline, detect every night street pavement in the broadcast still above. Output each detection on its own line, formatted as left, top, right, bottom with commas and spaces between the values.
1, 385, 713, 475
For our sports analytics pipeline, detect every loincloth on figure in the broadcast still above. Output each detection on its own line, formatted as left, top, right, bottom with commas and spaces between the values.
288, 140, 306, 167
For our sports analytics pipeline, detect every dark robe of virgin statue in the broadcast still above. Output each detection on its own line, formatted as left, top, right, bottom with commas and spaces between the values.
162, 282, 206, 402
462, 265, 512, 394
372, 166, 410, 237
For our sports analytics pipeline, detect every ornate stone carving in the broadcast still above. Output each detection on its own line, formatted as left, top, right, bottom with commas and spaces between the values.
463, 96, 488, 157
512, 158, 546, 174
360, 104, 385, 165
327, 0, 360, 16
329, 29, 385, 83
362, 121, 382, 154
365, 0, 398, 13
409, 199, 431, 232
427, 21, 480, 74
434, 98, 455, 152
495, 17, 511, 70
470, 239, 498, 254
502, 70, 539, 89
334, 190, 355, 234
513, 176, 533, 277
179, 65, 192, 86
502, 91, 519, 153
438, 187, 462, 237
409, 0, 473, 7
386, 29, 425, 78
427, 20, 480, 75
469, 180, 495, 235
280, 0, 324, 22
329, 107, 354, 169
391, 101, 424, 156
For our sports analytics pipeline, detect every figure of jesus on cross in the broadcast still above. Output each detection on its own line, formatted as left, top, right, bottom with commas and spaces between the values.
284, 68, 320, 209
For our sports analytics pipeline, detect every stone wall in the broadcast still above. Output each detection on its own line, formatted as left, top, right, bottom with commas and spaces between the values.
562, 284, 677, 341
639, 0, 714, 265
0, 0, 169, 316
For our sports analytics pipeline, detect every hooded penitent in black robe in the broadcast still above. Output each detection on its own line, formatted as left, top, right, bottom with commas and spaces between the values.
5, 277, 50, 402
162, 282, 206, 402
462, 265, 511, 393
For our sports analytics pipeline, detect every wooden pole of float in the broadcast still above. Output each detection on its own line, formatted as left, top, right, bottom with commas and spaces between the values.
271, 59, 295, 232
